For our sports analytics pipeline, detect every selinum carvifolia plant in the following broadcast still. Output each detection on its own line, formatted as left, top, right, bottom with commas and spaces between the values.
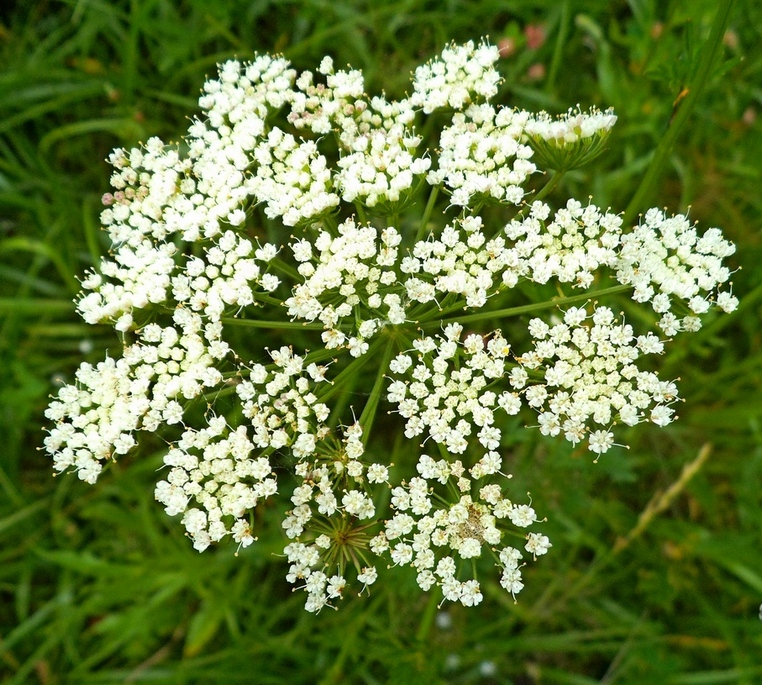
44, 41, 738, 612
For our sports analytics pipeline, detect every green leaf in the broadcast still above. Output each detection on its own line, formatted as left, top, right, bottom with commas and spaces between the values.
183, 600, 225, 657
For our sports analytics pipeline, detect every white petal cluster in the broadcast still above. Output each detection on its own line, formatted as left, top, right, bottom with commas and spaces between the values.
387, 323, 520, 454
522, 106, 617, 170
410, 40, 501, 113
283, 422, 379, 538
101, 138, 192, 243
81, 139, 186, 327
335, 98, 431, 207
518, 305, 677, 453
286, 219, 405, 354
284, 542, 350, 613
44, 356, 141, 483
404, 215, 513, 308
525, 106, 617, 144
44, 312, 224, 483
171, 229, 280, 321
504, 199, 623, 288
287, 56, 366, 136
156, 419, 277, 552
77, 240, 177, 328
163, 57, 297, 241
615, 208, 738, 333
288, 58, 432, 208
199, 56, 296, 124
192, 56, 297, 233
44, 40, 740, 612
248, 130, 340, 226
430, 104, 535, 206
372, 455, 549, 605
235, 347, 330, 457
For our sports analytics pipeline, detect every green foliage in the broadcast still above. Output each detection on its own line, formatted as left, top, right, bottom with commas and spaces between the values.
2, 0, 761, 683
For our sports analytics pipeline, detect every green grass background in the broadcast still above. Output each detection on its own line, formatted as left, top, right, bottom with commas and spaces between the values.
1, 0, 761, 683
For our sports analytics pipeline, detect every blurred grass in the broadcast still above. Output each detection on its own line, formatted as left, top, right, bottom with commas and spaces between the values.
1, 0, 762, 683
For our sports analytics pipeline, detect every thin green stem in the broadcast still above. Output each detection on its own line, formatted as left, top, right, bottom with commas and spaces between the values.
268, 256, 301, 282
317, 337, 385, 404
546, 0, 570, 93
354, 202, 368, 225
251, 291, 287, 308
622, 0, 735, 225
414, 590, 439, 643
358, 336, 395, 445
425, 284, 633, 328
414, 185, 440, 244
305, 348, 339, 364
539, 444, 713, 617
414, 297, 469, 324
512, 170, 566, 222
220, 317, 325, 330
534, 170, 566, 203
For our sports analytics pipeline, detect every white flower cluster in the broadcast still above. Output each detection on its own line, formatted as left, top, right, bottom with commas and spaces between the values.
281, 423, 387, 611
235, 347, 330, 457
249, 132, 340, 226
288, 55, 366, 135
44, 312, 224, 483
77, 240, 177, 329
615, 208, 738, 334
518, 305, 677, 453
289, 57, 433, 208
100, 139, 191, 243
410, 40, 501, 113
193, 56, 297, 230
430, 104, 536, 206
388, 324, 520, 456
335, 99, 431, 207
156, 418, 277, 552
504, 199, 623, 288
286, 219, 405, 355
44, 40, 739, 612
525, 106, 617, 145
523, 106, 617, 171
370, 454, 550, 605
403, 215, 510, 307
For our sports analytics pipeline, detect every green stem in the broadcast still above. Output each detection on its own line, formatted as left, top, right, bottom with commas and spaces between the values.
622, 0, 735, 225
425, 284, 633, 328
534, 169, 566, 203
546, 0, 571, 93
414, 185, 440, 244
512, 170, 566, 223
268, 256, 301, 282
354, 202, 368, 225
358, 337, 395, 445
220, 317, 325, 330
414, 297, 469, 323
414, 590, 440, 643
308, 348, 339, 363
317, 337, 385, 404
542, 443, 713, 616
251, 291, 287, 307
